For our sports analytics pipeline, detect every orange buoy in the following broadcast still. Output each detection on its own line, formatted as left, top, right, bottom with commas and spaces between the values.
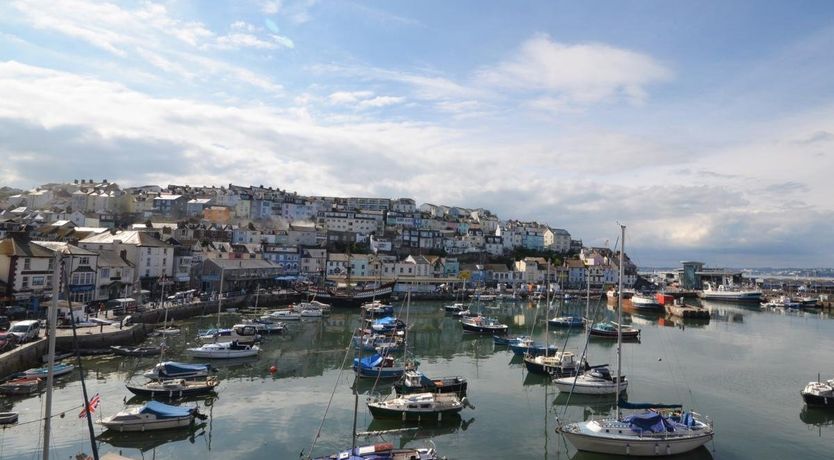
269, 364, 278, 374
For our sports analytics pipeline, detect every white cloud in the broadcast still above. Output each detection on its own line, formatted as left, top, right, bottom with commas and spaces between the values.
477, 34, 672, 107
260, 0, 282, 15
328, 91, 374, 104
359, 96, 404, 108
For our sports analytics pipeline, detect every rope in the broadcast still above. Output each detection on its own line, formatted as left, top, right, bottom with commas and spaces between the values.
306, 338, 354, 457
9, 403, 86, 428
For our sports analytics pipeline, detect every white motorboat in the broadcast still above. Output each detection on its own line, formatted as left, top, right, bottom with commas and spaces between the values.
630, 293, 662, 310
198, 323, 259, 344
186, 341, 260, 359
101, 400, 200, 432
761, 295, 801, 309
553, 367, 628, 395
298, 300, 332, 312
241, 318, 285, 334
299, 307, 323, 318
699, 282, 761, 302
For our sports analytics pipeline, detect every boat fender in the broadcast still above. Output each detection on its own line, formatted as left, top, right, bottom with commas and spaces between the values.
625, 444, 630, 455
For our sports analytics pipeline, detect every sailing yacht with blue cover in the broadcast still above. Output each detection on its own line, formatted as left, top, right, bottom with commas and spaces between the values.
353, 353, 405, 379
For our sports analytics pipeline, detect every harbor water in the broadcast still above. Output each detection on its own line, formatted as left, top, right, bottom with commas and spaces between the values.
3, 298, 833, 459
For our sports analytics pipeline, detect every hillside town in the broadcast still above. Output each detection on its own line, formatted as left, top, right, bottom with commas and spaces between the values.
0, 179, 639, 308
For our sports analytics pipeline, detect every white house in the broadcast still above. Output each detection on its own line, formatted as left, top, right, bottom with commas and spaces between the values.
79, 230, 174, 290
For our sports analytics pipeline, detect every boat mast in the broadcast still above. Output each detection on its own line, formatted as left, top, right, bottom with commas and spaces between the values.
216, 268, 225, 329
545, 261, 550, 350
42, 251, 61, 460
255, 282, 260, 309
615, 224, 625, 419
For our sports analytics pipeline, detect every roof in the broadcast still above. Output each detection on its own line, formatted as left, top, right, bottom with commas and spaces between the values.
96, 250, 133, 268
79, 230, 172, 248
208, 258, 278, 270
0, 236, 54, 257
33, 241, 97, 256
565, 259, 586, 268
188, 198, 212, 204
328, 253, 350, 262
153, 194, 183, 201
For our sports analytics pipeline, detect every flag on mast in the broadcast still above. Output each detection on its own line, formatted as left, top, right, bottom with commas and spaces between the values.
79, 393, 101, 418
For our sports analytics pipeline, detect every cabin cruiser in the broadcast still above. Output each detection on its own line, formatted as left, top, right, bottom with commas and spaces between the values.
101, 400, 201, 432
553, 367, 628, 395
198, 324, 259, 344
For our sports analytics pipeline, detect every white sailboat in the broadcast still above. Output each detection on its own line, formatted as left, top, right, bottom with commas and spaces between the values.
558, 225, 715, 456
554, 271, 627, 395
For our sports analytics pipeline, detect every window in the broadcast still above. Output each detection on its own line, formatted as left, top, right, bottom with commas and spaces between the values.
100, 268, 110, 279
46, 275, 52, 287
79, 256, 90, 266
147, 248, 151, 254
22, 276, 29, 289
162, 258, 167, 266
23, 258, 31, 270
32, 276, 44, 286
48, 257, 54, 270
145, 269, 150, 277
146, 258, 151, 266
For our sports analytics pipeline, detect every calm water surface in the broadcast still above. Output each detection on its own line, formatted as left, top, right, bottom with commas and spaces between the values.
3, 299, 834, 459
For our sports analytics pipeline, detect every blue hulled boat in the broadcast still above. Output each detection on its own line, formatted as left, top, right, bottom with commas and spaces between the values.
548, 316, 585, 328
509, 341, 558, 357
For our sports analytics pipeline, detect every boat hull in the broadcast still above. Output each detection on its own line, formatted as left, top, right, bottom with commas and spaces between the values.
394, 378, 468, 398
0, 412, 18, 425
460, 322, 508, 334
802, 392, 834, 408
101, 416, 195, 432
562, 426, 713, 456
126, 381, 218, 399
354, 366, 406, 380
553, 377, 628, 395
111, 346, 162, 357
367, 404, 463, 421
186, 348, 259, 359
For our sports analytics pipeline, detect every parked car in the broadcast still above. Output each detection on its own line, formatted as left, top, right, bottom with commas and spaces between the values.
9, 320, 41, 343
0, 332, 18, 352
0, 315, 10, 331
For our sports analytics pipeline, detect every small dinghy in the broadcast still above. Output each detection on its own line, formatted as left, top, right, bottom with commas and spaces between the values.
367, 392, 466, 421
143, 362, 214, 380
111, 345, 163, 357
154, 326, 181, 336
0, 377, 43, 395
394, 369, 468, 397
0, 412, 18, 425
312, 443, 439, 460
186, 341, 259, 359
126, 377, 219, 399
101, 400, 201, 432
23, 363, 75, 378
802, 377, 834, 408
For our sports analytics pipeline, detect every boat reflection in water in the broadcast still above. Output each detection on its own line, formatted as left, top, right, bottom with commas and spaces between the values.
570, 445, 714, 460
800, 406, 834, 436
364, 416, 475, 449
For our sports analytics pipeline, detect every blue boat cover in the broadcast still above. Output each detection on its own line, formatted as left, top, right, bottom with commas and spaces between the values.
624, 412, 675, 433
141, 400, 193, 418
374, 317, 396, 326
162, 362, 209, 373
355, 354, 384, 369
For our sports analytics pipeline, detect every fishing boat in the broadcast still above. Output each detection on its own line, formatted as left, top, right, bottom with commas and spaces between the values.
23, 363, 75, 378
553, 366, 627, 395
0, 412, 18, 425
353, 353, 406, 380
548, 316, 585, 328
443, 303, 467, 314
0, 376, 44, 395
367, 392, 466, 421
394, 369, 467, 397
761, 295, 802, 309
101, 400, 201, 432
630, 292, 662, 310
460, 315, 508, 334
589, 321, 640, 340
801, 377, 834, 408
699, 282, 762, 302
126, 377, 219, 399
559, 225, 715, 456
361, 300, 394, 317
197, 324, 259, 344
143, 362, 214, 380
524, 352, 585, 376
110, 345, 163, 357
186, 341, 260, 359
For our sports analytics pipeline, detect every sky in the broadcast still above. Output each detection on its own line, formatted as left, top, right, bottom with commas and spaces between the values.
0, 0, 833, 268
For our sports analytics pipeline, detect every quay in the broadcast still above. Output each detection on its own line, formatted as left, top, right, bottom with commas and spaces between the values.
0, 291, 300, 379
